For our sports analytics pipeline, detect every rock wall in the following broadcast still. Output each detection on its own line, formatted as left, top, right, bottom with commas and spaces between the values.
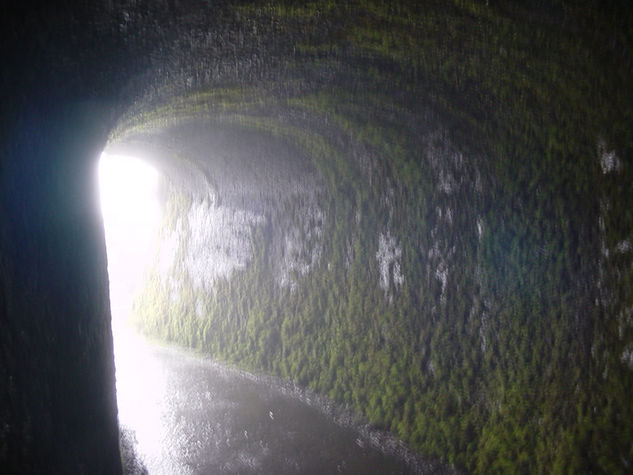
0, 103, 122, 472
2, 1, 632, 473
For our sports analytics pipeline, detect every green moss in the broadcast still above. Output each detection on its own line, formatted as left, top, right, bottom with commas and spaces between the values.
123, 1, 632, 472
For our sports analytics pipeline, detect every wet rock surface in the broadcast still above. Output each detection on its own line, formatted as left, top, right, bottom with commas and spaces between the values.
2, 1, 633, 473
114, 327, 439, 474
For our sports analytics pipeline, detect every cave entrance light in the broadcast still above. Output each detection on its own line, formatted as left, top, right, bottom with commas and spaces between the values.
98, 152, 161, 330
99, 151, 174, 469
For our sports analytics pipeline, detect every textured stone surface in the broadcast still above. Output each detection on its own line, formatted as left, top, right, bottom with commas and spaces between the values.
2, 1, 632, 472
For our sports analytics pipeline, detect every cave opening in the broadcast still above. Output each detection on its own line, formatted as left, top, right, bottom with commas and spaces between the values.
98, 151, 161, 330
98, 151, 169, 470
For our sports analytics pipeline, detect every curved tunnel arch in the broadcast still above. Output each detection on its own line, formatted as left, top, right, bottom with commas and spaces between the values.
2, 1, 633, 473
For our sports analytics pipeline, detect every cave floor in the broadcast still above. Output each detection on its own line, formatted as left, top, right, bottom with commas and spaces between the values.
114, 326, 414, 474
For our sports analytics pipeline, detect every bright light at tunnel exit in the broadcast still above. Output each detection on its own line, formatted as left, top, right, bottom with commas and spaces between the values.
98, 152, 161, 327
99, 153, 171, 470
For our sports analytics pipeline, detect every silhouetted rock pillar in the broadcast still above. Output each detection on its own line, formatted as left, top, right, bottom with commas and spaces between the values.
0, 102, 121, 473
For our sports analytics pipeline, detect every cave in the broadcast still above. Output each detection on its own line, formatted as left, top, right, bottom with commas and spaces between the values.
2, 1, 632, 473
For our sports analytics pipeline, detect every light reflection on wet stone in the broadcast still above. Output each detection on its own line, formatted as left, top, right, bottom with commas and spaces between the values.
114, 325, 416, 474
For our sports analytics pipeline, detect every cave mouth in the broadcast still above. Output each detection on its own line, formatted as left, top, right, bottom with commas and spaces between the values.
98, 151, 161, 330
98, 151, 170, 467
